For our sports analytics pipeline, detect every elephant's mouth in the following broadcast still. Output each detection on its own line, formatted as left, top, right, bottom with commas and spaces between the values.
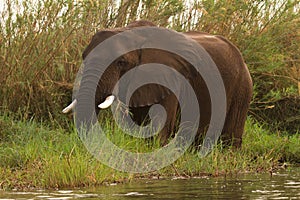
62, 95, 115, 114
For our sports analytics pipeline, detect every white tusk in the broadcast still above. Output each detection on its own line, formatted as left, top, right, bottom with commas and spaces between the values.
62, 99, 77, 113
98, 95, 115, 109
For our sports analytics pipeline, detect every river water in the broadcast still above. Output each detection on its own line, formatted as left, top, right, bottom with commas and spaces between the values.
1, 168, 299, 199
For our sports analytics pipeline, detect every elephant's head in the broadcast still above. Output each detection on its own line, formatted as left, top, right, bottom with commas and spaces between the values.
81, 30, 140, 113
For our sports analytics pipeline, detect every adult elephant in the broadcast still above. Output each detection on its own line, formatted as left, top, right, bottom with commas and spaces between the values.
63, 20, 253, 148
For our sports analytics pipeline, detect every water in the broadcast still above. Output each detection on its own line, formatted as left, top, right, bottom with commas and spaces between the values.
1, 168, 299, 199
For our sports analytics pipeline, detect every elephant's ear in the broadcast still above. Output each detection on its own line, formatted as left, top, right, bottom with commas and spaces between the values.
120, 64, 183, 108
123, 29, 206, 107
121, 53, 198, 108
129, 84, 173, 107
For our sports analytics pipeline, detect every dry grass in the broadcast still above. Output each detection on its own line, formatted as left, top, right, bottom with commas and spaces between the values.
0, 0, 299, 130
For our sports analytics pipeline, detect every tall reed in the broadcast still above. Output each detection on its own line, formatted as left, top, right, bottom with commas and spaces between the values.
0, 0, 299, 131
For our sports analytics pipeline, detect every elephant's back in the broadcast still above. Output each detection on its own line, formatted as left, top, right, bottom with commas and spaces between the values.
183, 31, 252, 110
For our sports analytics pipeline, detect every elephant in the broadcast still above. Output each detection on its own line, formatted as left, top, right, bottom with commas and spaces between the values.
63, 20, 253, 149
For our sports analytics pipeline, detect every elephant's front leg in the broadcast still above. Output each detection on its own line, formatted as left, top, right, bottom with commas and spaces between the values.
157, 93, 179, 146
130, 94, 178, 146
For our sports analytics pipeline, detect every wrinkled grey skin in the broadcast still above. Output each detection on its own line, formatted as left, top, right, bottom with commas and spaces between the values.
70, 20, 252, 148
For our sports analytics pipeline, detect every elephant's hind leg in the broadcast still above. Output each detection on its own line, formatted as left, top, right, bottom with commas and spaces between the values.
221, 87, 252, 148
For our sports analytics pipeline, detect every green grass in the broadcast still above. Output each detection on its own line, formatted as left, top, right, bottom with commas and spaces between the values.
0, 115, 299, 190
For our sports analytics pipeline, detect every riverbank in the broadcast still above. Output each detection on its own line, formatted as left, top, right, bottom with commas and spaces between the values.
1, 167, 300, 199
0, 115, 299, 190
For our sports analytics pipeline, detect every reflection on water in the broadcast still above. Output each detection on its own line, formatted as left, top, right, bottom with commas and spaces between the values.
1, 168, 299, 199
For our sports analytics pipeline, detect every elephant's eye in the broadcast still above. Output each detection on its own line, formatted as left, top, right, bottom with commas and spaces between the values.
117, 59, 127, 67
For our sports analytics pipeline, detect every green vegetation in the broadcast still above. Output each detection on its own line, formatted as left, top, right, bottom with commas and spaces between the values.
0, 115, 299, 190
0, 0, 299, 190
